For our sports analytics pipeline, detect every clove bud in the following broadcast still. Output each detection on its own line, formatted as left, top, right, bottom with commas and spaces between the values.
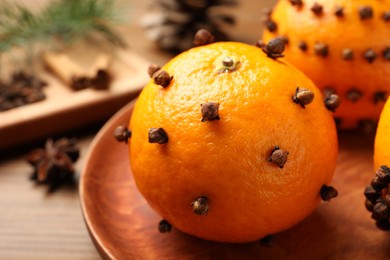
148, 128, 168, 144
320, 185, 338, 201
261, 37, 285, 59
201, 102, 220, 122
114, 125, 131, 143
268, 146, 289, 168
153, 70, 173, 88
292, 87, 314, 108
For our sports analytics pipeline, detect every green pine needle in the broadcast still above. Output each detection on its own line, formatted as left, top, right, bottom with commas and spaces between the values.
0, 0, 126, 54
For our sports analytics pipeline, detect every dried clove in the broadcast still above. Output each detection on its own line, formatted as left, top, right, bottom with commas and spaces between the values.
292, 87, 314, 108
148, 64, 161, 78
290, 0, 303, 7
255, 39, 265, 49
334, 6, 344, 17
280, 36, 289, 45
311, 3, 323, 16
364, 49, 377, 63
148, 128, 169, 144
359, 6, 373, 20
371, 176, 388, 192
153, 70, 173, 88
383, 11, 390, 22
374, 91, 388, 104
372, 201, 389, 220
0, 72, 47, 112
268, 146, 289, 168
191, 196, 209, 215
383, 47, 390, 60
342, 48, 354, 60
201, 102, 220, 122
158, 219, 172, 233
265, 20, 278, 33
385, 193, 390, 206
114, 124, 131, 143
346, 88, 362, 102
193, 29, 215, 47
320, 185, 338, 201
298, 41, 308, 52
365, 200, 375, 212
376, 219, 390, 231
323, 87, 336, 97
376, 165, 390, 183
324, 94, 340, 112
261, 37, 285, 59
314, 42, 329, 57
364, 166, 390, 230
364, 185, 381, 202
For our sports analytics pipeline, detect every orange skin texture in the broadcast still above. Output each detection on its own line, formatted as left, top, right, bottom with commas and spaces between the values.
129, 42, 338, 243
374, 99, 390, 170
263, 0, 390, 128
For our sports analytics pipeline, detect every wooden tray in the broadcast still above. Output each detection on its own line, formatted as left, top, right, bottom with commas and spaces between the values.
0, 47, 150, 151
80, 100, 390, 259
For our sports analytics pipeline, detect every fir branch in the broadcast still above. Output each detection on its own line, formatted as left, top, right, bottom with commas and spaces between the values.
0, 0, 125, 54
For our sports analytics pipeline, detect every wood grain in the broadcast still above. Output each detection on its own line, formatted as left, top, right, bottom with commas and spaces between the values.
0, 135, 100, 259
80, 101, 390, 260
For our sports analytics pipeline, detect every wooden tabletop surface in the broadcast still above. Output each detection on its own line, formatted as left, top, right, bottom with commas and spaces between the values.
0, 0, 273, 259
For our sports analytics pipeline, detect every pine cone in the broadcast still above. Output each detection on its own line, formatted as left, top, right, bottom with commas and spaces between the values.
141, 0, 237, 53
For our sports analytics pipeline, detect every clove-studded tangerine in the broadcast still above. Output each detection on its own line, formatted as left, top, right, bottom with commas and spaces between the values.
128, 39, 338, 243
372, 98, 390, 230
263, 0, 390, 129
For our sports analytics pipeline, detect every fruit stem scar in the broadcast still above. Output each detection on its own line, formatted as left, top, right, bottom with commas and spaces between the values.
191, 196, 209, 215
218, 57, 240, 73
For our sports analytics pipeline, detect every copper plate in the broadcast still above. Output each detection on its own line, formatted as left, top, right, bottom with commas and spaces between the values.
80, 100, 389, 259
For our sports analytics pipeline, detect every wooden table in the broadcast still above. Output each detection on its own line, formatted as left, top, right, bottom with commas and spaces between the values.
0, 0, 273, 258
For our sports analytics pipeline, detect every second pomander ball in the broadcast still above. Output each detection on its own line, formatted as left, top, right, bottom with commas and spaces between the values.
262, 0, 390, 129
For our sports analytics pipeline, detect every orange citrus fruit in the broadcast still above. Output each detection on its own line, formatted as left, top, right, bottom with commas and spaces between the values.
128, 41, 338, 243
368, 98, 390, 230
263, 0, 390, 129
374, 99, 390, 170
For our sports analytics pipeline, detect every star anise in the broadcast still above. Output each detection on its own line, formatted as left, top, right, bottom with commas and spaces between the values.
27, 138, 79, 192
